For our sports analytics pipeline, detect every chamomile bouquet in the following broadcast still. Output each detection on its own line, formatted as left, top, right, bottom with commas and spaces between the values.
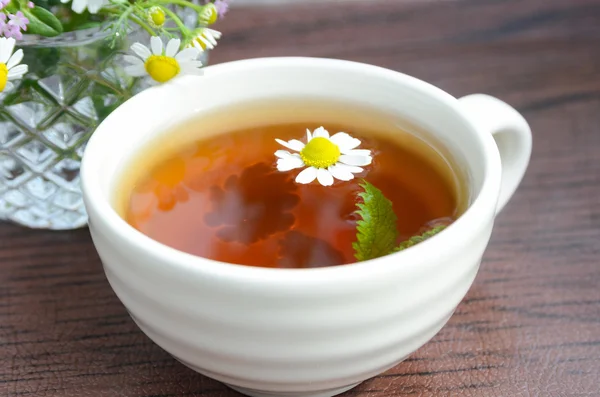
0, 0, 228, 92
0, 0, 227, 230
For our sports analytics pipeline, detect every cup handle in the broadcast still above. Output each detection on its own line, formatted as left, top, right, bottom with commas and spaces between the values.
458, 94, 532, 214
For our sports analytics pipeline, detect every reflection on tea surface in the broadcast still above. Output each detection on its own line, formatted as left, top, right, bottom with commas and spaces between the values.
204, 162, 299, 244
118, 100, 465, 268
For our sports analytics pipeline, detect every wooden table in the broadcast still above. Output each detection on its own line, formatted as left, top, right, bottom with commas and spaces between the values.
2, 0, 599, 395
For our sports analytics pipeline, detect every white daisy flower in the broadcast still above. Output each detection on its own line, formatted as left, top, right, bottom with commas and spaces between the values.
60, 0, 107, 14
189, 28, 222, 51
124, 36, 203, 84
0, 37, 28, 93
275, 127, 372, 186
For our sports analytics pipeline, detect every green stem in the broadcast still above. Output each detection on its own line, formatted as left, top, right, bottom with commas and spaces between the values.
158, 0, 205, 13
109, 6, 133, 46
102, 6, 128, 16
129, 14, 156, 36
66, 64, 129, 98
116, 7, 133, 25
161, 6, 190, 37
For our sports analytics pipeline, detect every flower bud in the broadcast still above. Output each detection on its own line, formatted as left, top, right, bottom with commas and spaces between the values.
199, 3, 218, 25
147, 6, 166, 28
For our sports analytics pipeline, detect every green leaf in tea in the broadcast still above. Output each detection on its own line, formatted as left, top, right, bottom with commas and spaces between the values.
24, 6, 64, 37
353, 181, 450, 261
353, 180, 399, 262
395, 225, 447, 252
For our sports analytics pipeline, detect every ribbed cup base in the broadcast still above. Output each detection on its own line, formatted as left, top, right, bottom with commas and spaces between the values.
227, 382, 361, 397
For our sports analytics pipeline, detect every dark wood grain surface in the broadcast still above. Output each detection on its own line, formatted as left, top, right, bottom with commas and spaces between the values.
2, 0, 600, 395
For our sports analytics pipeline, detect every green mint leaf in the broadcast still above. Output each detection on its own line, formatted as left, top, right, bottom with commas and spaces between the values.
395, 225, 447, 252
24, 7, 64, 37
353, 180, 399, 262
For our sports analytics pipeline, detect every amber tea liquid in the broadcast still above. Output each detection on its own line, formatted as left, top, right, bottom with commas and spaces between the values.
117, 99, 467, 268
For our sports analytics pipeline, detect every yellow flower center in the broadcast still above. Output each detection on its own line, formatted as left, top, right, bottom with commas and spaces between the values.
199, 4, 218, 25
144, 55, 180, 83
0, 63, 8, 92
192, 37, 207, 50
148, 8, 166, 28
300, 137, 341, 169
191, 30, 211, 50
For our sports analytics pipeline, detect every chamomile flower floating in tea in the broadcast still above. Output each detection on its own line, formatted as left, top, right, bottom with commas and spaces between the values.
0, 37, 27, 93
121, 100, 460, 268
275, 127, 372, 186
125, 37, 203, 83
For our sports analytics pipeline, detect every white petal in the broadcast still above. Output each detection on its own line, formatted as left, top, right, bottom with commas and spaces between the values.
3, 81, 14, 92
180, 60, 203, 69
87, 0, 104, 13
330, 132, 361, 152
275, 150, 293, 159
124, 64, 147, 77
306, 128, 312, 141
0, 38, 15, 63
335, 163, 364, 174
275, 138, 304, 152
7, 64, 27, 79
277, 156, 305, 171
344, 149, 371, 157
316, 168, 334, 186
192, 41, 204, 52
71, 0, 87, 14
202, 34, 217, 46
166, 39, 180, 57
175, 47, 199, 62
180, 67, 204, 76
206, 28, 222, 39
198, 36, 215, 50
123, 55, 143, 66
328, 164, 355, 181
200, 29, 220, 45
295, 167, 318, 184
312, 127, 329, 138
150, 36, 163, 55
131, 43, 151, 60
6, 49, 23, 69
339, 154, 372, 166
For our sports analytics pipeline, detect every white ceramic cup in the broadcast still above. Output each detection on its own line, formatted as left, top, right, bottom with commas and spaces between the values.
81, 57, 532, 397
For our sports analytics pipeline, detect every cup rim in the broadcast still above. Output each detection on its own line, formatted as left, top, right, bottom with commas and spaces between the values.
81, 56, 501, 284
